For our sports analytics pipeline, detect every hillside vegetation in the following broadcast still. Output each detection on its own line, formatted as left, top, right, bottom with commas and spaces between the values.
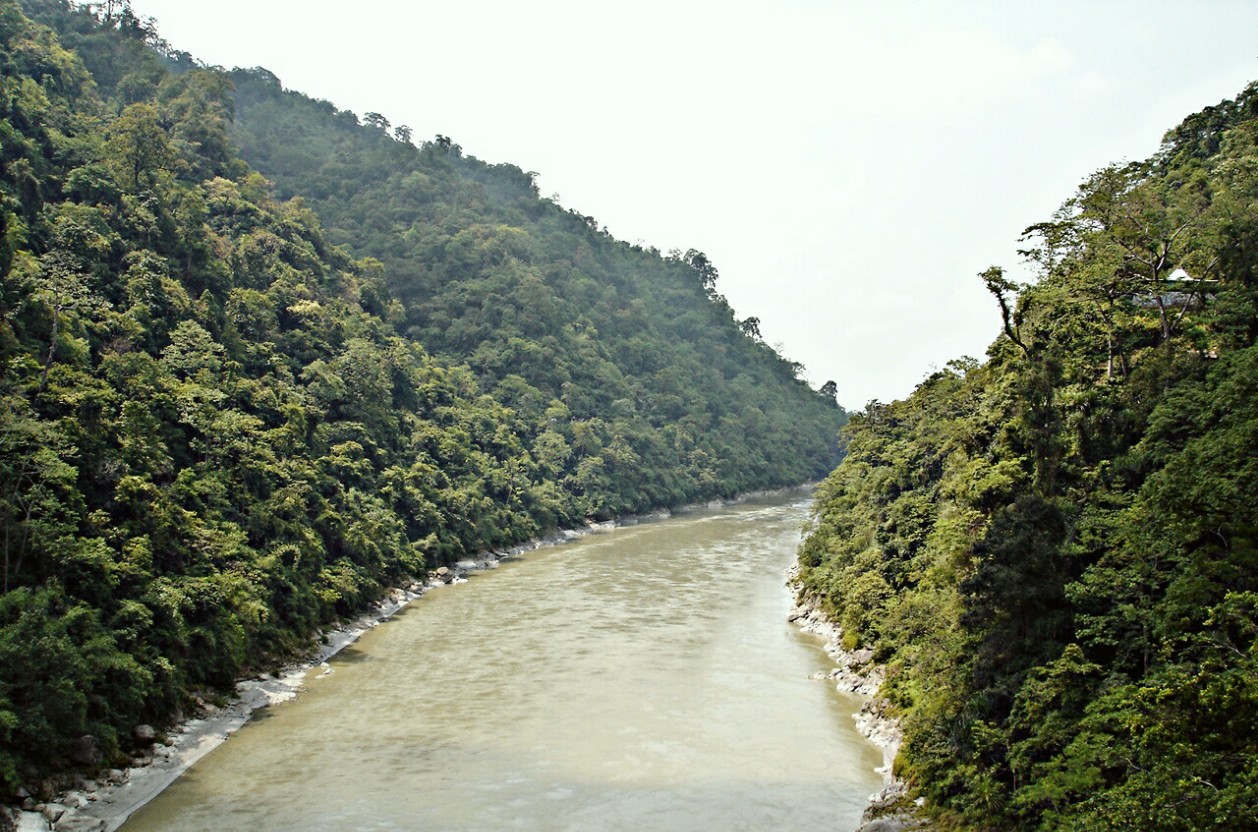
224, 65, 843, 515
0, 0, 843, 794
799, 85, 1258, 829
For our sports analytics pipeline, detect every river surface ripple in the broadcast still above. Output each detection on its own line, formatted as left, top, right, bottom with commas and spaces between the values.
121, 493, 883, 831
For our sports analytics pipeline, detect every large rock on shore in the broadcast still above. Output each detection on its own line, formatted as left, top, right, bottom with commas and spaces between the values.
40, 805, 67, 825
49, 810, 105, 832
66, 737, 100, 767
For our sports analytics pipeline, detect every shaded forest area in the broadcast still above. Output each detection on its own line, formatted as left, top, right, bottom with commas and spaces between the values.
0, 0, 844, 795
799, 84, 1258, 829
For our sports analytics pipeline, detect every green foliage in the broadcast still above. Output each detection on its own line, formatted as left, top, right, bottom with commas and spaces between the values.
0, 0, 847, 798
219, 65, 845, 514
0, 583, 169, 793
800, 81, 1258, 829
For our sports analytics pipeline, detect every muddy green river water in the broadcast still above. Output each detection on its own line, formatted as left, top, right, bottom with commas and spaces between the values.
120, 492, 882, 831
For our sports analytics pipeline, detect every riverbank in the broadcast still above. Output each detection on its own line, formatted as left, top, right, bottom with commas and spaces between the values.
788, 582, 932, 832
4, 526, 617, 831
8, 489, 811, 832
7, 581, 435, 832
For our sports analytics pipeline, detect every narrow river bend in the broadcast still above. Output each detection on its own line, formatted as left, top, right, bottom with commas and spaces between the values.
122, 492, 882, 831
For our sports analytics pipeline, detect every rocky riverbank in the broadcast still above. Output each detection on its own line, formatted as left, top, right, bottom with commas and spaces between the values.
1, 512, 674, 832
3, 492, 812, 832
788, 586, 933, 832
2, 578, 435, 832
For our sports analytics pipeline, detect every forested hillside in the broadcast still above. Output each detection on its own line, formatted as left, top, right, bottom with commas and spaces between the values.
0, 0, 844, 796
219, 68, 845, 512
799, 86, 1258, 829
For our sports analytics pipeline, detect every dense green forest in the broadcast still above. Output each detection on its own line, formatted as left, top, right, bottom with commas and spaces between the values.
799, 85, 1258, 829
222, 64, 844, 512
0, 0, 844, 797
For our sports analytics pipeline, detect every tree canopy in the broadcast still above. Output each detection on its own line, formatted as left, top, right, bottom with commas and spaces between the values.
0, 0, 847, 796
798, 82, 1258, 830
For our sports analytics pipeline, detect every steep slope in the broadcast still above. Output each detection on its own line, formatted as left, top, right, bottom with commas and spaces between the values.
219, 67, 845, 515
30, 0, 847, 523
0, 0, 842, 798
799, 84, 1258, 829
0, 0, 542, 791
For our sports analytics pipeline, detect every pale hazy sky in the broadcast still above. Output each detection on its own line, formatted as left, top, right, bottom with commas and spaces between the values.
126, 0, 1258, 409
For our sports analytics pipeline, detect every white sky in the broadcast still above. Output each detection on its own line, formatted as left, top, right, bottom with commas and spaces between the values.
125, 0, 1258, 409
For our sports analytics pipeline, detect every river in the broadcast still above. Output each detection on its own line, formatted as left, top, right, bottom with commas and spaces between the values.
120, 492, 882, 831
